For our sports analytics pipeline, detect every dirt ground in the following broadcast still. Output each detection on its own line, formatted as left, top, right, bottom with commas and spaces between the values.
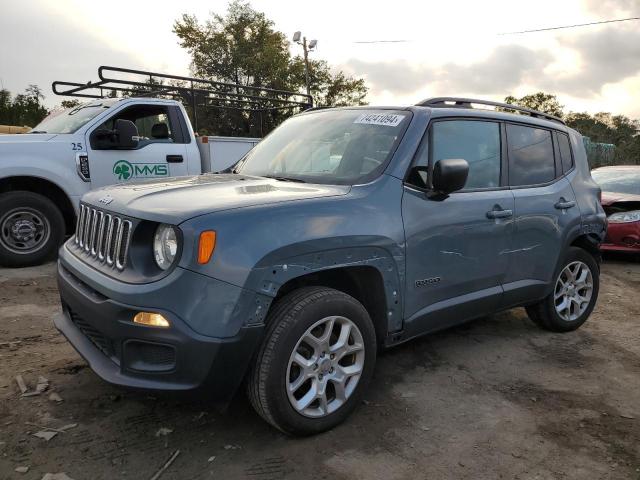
0, 257, 639, 480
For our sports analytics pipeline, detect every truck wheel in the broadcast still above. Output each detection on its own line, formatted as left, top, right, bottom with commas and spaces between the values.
0, 191, 65, 267
525, 247, 599, 333
248, 287, 377, 435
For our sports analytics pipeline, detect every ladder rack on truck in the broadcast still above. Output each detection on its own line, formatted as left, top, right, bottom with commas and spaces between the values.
52, 65, 313, 133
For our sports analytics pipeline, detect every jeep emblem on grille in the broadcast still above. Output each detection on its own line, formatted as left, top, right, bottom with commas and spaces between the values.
98, 195, 114, 205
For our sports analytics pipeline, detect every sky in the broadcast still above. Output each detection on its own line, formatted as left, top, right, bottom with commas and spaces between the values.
1, 0, 639, 118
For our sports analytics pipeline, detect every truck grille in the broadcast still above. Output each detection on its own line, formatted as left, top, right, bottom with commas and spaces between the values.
75, 204, 132, 270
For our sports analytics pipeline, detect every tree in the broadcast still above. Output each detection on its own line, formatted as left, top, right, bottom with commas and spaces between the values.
504, 92, 564, 118
0, 85, 48, 127
173, 1, 368, 135
563, 112, 639, 166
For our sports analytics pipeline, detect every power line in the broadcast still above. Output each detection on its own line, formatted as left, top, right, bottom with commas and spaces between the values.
499, 16, 640, 35
354, 40, 409, 44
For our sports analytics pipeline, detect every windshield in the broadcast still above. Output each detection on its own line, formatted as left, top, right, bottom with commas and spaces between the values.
592, 168, 640, 195
30, 101, 116, 134
237, 109, 411, 185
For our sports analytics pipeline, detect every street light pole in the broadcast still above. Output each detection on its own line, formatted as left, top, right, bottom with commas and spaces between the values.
302, 36, 310, 97
293, 31, 317, 99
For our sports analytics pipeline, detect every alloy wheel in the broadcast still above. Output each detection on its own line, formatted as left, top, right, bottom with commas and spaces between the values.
554, 261, 594, 322
286, 315, 365, 418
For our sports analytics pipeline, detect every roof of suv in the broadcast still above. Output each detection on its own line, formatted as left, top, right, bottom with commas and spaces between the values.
302, 100, 571, 133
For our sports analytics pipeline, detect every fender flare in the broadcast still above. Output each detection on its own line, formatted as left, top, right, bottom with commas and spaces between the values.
244, 246, 405, 333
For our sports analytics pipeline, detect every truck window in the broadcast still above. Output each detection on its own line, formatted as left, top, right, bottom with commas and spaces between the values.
96, 105, 175, 146
431, 120, 501, 190
409, 120, 502, 190
507, 124, 555, 186
557, 133, 574, 173
29, 101, 117, 134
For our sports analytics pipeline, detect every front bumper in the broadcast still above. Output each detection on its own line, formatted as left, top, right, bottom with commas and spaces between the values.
55, 262, 263, 399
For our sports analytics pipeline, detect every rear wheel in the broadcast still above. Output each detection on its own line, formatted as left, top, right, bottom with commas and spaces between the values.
248, 287, 377, 435
0, 191, 65, 267
526, 247, 599, 332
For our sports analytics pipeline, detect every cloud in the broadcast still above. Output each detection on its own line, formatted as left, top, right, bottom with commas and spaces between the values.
343, 59, 430, 95
582, 0, 638, 16
343, 45, 553, 97
344, 25, 640, 102
439, 45, 553, 94
0, 0, 139, 107
547, 26, 640, 95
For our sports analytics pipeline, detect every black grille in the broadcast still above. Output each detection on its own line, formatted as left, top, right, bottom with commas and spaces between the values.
138, 343, 175, 366
68, 308, 114, 359
124, 341, 176, 372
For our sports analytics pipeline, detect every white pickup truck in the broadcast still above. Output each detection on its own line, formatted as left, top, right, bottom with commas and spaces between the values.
0, 97, 259, 267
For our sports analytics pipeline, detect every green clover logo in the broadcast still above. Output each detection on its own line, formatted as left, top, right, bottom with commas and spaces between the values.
113, 160, 133, 180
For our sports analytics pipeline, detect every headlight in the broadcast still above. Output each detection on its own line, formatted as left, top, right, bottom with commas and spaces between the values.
608, 210, 640, 224
153, 224, 179, 270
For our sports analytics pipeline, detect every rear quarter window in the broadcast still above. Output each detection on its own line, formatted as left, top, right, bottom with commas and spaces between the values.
557, 133, 574, 173
507, 124, 555, 186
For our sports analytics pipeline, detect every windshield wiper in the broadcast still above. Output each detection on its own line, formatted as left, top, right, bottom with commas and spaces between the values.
28, 130, 47, 134
264, 175, 307, 183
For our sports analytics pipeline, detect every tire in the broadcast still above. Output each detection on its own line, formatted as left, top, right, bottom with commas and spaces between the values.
0, 191, 66, 268
247, 287, 377, 436
525, 246, 600, 332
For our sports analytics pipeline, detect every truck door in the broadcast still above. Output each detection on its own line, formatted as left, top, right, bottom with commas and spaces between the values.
85, 103, 190, 188
401, 119, 514, 337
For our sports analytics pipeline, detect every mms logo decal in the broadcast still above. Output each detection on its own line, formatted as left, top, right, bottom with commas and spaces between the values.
113, 160, 133, 180
113, 160, 169, 180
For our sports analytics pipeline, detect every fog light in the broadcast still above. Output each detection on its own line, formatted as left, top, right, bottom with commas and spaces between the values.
133, 312, 170, 328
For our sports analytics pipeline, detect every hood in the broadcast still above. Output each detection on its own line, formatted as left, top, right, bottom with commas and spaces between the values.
0, 133, 58, 143
82, 174, 351, 224
601, 191, 640, 206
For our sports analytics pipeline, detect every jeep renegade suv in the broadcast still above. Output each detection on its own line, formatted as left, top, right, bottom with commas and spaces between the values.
54, 98, 606, 435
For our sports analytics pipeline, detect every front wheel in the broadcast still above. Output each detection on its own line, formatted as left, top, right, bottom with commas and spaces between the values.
248, 287, 377, 435
526, 246, 600, 332
0, 191, 65, 267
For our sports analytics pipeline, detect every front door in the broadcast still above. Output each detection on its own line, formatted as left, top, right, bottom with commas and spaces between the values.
402, 119, 514, 337
86, 103, 189, 188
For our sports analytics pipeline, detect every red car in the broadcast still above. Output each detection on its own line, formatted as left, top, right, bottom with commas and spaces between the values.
591, 165, 640, 253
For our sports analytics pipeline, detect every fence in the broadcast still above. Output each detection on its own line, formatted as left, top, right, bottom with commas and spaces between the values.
583, 137, 616, 168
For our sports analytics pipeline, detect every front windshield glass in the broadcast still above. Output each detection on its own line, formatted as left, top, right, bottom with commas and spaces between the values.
592, 168, 640, 195
30, 101, 116, 134
237, 109, 412, 185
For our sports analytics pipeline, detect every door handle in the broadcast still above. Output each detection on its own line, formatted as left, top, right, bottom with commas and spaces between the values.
166, 155, 183, 163
555, 199, 576, 210
486, 208, 513, 219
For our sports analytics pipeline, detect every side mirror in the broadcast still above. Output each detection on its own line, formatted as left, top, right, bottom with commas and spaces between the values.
432, 158, 469, 194
114, 119, 139, 149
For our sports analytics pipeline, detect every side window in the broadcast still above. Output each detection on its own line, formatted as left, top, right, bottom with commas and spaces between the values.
96, 105, 176, 146
431, 120, 501, 189
557, 133, 574, 173
507, 124, 555, 186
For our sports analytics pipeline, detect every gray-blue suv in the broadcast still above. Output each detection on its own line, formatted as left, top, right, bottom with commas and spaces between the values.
54, 98, 607, 435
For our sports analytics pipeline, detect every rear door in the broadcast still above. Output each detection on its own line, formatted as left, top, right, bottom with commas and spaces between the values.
402, 119, 515, 337
86, 103, 190, 188
501, 123, 581, 306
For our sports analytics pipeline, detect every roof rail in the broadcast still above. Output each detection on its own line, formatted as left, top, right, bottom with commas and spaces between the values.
416, 97, 565, 125
52, 66, 313, 132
